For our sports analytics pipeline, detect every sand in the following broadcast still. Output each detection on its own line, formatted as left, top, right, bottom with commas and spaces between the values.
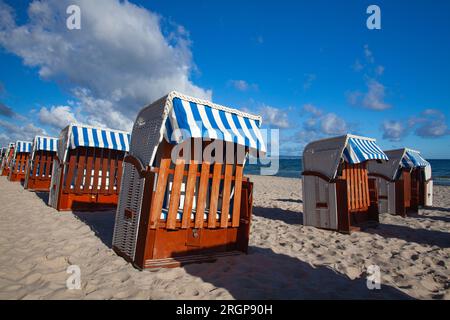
0, 175, 448, 300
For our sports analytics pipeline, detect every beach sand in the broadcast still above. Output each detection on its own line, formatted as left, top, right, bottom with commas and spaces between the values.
0, 175, 448, 299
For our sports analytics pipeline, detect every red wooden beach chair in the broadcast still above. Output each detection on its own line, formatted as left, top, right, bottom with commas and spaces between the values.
112, 91, 266, 269
8, 141, 32, 183
302, 134, 389, 233
48, 124, 130, 211
24, 136, 58, 192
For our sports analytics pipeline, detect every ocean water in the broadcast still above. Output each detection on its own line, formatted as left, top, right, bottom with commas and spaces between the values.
245, 157, 450, 186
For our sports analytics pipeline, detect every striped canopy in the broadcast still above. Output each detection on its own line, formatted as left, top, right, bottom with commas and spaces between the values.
164, 96, 266, 152
15, 141, 32, 153
70, 124, 131, 152
402, 150, 429, 168
343, 136, 388, 164
34, 136, 58, 152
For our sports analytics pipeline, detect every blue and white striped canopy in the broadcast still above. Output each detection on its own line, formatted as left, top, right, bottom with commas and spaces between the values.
164, 97, 266, 152
16, 141, 32, 153
403, 150, 429, 167
70, 125, 131, 152
342, 136, 388, 164
35, 136, 58, 152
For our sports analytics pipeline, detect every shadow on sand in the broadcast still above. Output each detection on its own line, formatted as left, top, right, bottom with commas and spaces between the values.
423, 206, 450, 213
275, 198, 303, 204
34, 191, 49, 205
253, 206, 303, 225
73, 210, 116, 248
367, 223, 450, 248
178, 246, 413, 299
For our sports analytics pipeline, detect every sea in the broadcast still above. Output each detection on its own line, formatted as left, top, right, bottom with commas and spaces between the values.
244, 157, 450, 186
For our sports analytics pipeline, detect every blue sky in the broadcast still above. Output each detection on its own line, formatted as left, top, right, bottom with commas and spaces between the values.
0, 0, 449, 158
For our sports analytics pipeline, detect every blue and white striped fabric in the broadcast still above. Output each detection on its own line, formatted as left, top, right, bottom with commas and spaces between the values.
342, 136, 388, 164
16, 141, 32, 153
69, 125, 131, 152
164, 97, 266, 152
404, 150, 429, 167
35, 136, 58, 152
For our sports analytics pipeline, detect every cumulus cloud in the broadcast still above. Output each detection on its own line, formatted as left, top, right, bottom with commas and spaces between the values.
38, 105, 78, 129
381, 120, 406, 141
381, 108, 449, 141
296, 104, 349, 143
364, 44, 374, 63
349, 45, 390, 110
362, 79, 390, 110
0, 119, 47, 145
410, 109, 449, 138
0, 102, 14, 117
258, 105, 290, 128
0, 0, 211, 130
320, 113, 348, 135
228, 80, 258, 92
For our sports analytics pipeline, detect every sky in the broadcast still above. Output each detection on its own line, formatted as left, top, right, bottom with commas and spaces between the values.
0, 0, 449, 158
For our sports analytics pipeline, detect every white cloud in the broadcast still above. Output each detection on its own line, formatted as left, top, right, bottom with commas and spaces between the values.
362, 79, 390, 110
298, 104, 349, 141
320, 113, 348, 135
38, 105, 78, 129
375, 65, 385, 75
302, 103, 322, 117
258, 105, 290, 128
228, 79, 258, 92
0, 119, 47, 144
364, 44, 374, 63
381, 120, 406, 141
0, 0, 211, 131
411, 109, 449, 138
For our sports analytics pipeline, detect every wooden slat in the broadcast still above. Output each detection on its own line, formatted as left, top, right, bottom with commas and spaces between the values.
350, 165, 356, 210
75, 148, 87, 194
108, 150, 117, 194
149, 157, 172, 229
220, 164, 233, 228
364, 165, 370, 208
195, 162, 211, 229
167, 159, 185, 230
208, 163, 222, 228
47, 153, 53, 178
100, 149, 109, 193
83, 148, 94, 194
64, 150, 77, 192
181, 162, 198, 229
92, 148, 101, 193
116, 155, 123, 194
39, 152, 45, 178
232, 164, 243, 227
32, 152, 39, 178
357, 164, 362, 209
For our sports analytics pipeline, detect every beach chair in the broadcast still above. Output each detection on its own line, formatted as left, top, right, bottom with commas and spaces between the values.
368, 148, 432, 216
302, 134, 389, 233
8, 141, 32, 183
48, 124, 130, 211
24, 136, 59, 192
1, 143, 15, 177
112, 91, 266, 269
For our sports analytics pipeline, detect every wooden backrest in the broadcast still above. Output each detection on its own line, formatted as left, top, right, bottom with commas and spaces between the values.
30, 150, 55, 179
340, 162, 370, 212
62, 147, 124, 195
13, 152, 29, 173
148, 140, 247, 230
